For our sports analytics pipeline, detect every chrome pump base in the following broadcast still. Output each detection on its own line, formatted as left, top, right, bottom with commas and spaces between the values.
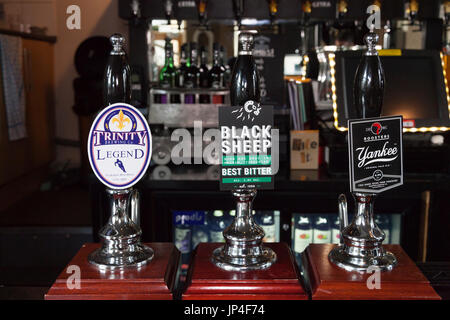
88, 188, 154, 270
328, 193, 397, 272
211, 189, 277, 272
329, 244, 397, 272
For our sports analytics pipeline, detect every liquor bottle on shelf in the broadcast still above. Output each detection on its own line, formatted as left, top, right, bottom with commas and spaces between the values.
353, 32, 385, 118
174, 222, 192, 265
209, 210, 226, 243
199, 46, 209, 88
221, 45, 232, 88
184, 42, 200, 104
375, 214, 391, 244
208, 43, 225, 89
103, 34, 131, 106
159, 38, 176, 89
313, 215, 331, 244
257, 211, 276, 243
192, 211, 210, 249
293, 215, 313, 255
331, 215, 340, 244
230, 33, 260, 107
176, 43, 189, 88
159, 38, 177, 104
199, 46, 210, 103
208, 43, 225, 104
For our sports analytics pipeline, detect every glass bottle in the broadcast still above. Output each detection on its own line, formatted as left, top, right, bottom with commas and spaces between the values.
199, 45, 210, 103
312, 215, 331, 244
199, 46, 209, 88
175, 43, 188, 88
159, 38, 176, 89
209, 43, 225, 104
184, 42, 200, 89
184, 42, 200, 104
208, 43, 225, 88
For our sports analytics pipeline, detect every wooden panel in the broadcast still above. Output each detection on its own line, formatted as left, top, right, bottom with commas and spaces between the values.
304, 244, 441, 300
182, 242, 308, 300
22, 38, 55, 169
45, 243, 180, 300
0, 37, 54, 186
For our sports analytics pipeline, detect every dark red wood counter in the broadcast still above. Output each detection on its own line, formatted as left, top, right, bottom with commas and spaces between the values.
45, 242, 179, 300
182, 242, 308, 300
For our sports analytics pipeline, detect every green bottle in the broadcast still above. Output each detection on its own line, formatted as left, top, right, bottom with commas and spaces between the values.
159, 38, 176, 88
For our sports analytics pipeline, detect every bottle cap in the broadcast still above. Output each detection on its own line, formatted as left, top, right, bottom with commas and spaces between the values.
364, 32, 379, 56
213, 210, 223, 217
299, 216, 310, 224
238, 32, 255, 55
110, 33, 126, 56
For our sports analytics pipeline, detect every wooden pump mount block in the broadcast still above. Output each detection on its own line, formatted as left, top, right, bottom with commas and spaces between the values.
182, 242, 308, 300
45, 243, 180, 300
304, 244, 441, 300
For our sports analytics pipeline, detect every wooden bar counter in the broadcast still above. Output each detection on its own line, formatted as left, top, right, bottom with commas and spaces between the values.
45, 243, 179, 300
182, 242, 308, 300
304, 244, 441, 300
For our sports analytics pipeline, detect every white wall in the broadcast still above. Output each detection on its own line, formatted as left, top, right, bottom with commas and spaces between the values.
53, 0, 128, 166
0, 0, 129, 167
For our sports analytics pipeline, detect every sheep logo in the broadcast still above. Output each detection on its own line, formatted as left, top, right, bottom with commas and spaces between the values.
232, 100, 262, 122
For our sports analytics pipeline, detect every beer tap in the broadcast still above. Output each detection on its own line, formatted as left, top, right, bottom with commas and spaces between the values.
298, 0, 312, 71
211, 33, 277, 272
129, 0, 142, 27
196, 0, 208, 26
403, 0, 423, 31
130, 0, 141, 19
301, 0, 312, 26
442, 0, 450, 27
164, 0, 174, 24
233, 0, 244, 29
405, 0, 419, 24
88, 34, 154, 269
337, 0, 348, 20
267, 0, 278, 26
328, 30, 398, 272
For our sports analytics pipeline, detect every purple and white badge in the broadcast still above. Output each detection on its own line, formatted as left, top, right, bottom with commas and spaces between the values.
88, 103, 152, 189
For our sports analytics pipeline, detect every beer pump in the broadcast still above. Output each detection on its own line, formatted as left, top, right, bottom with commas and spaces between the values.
211, 33, 277, 271
328, 30, 398, 272
88, 34, 154, 269
211, 189, 277, 271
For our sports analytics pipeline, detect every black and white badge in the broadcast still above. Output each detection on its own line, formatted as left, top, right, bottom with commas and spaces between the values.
219, 104, 274, 191
348, 116, 403, 193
